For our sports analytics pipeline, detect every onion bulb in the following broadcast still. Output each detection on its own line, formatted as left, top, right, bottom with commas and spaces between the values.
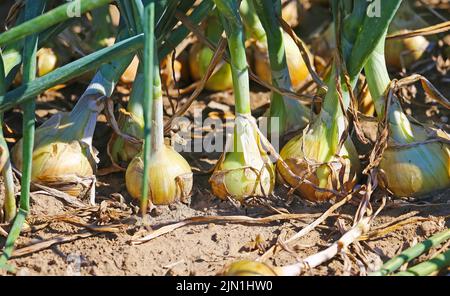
222, 260, 278, 276
37, 48, 58, 77
188, 14, 233, 92
385, 1, 430, 70
379, 116, 450, 197
210, 115, 275, 202
188, 43, 233, 92
125, 145, 193, 205
12, 112, 97, 197
253, 32, 313, 90
277, 119, 360, 202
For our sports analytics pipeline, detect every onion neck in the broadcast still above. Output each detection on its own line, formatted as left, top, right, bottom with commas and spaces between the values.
151, 70, 164, 153
364, 36, 415, 144
216, 0, 251, 115
253, 0, 309, 132
127, 70, 145, 121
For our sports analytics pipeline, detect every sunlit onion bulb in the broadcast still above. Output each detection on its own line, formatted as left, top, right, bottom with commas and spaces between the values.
209, 116, 275, 202
125, 145, 193, 205
379, 123, 450, 197
277, 127, 360, 202
12, 139, 94, 197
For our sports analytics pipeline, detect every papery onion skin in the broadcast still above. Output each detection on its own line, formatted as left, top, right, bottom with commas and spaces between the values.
277, 133, 360, 202
222, 260, 278, 276
12, 140, 94, 196
210, 151, 275, 202
254, 33, 312, 90
209, 117, 275, 202
125, 145, 193, 205
379, 125, 450, 197
188, 42, 233, 91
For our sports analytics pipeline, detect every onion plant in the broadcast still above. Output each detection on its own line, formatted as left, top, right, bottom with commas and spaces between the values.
209, 0, 275, 202
364, 33, 449, 197
108, 0, 213, 168
277, 0, 402, 202
124, 2, 193, 212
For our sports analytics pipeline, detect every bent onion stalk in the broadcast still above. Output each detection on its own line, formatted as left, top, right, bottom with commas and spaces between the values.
364, 34, 450, 198
277, 0, 401, 202
209, 0, 275, 202
251, 0, 310, 139
188, 12, 233, 92
125, 4, 193, 210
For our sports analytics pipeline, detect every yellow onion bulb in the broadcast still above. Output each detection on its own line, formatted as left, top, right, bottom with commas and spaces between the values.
385, 31, 429, 70
222, 260, 278, 276
188, 42, 233, 92
107, 108, 144, 168
209, 116, 275, 202
12, 140, 94, 197
125, 145, 193, 205
379, 124, 450, 197
253, 32, 313, 90
277, 127, 360, 202
37, 48, 58, 77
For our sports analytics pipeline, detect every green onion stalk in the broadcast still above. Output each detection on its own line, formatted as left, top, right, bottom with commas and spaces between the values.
277, 0, 401, 202
188, 10, 233, 92
251, 0, 310, 139
209, 0, 275, 202
364, 35, 449, 198
0, 0, 46, 270
125, 5, 192, 208
394, 249, 450, 276
11, 28, 135, 204
242, 0, 313, 91
370, 228, 450, 276
0, 50, 16, 223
